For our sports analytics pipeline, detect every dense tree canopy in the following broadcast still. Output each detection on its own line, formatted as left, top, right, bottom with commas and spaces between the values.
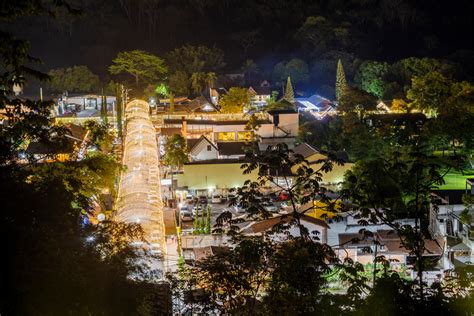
165, 45, 225, 96
48, 65, 100, 93
163, 134, 188, 169
273, 58, 310, 87
108, 50, 167, 89
219, 87, 253, 113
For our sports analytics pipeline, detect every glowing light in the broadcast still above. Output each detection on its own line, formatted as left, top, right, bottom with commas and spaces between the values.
115, 99, 166, 260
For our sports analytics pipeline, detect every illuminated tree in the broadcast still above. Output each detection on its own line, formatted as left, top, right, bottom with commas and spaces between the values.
336, 59, 348, 101
390, 98, 415, 113
115, 83, 123, 138
108, 50, 167, 88
219, 87, 253, 113
283, 76, 294, 102
407, 71, 452, 116
355, 61, 390, 98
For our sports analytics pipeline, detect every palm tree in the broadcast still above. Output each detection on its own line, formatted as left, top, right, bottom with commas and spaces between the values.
191, 72, 217, 95
241, 59, 259, 85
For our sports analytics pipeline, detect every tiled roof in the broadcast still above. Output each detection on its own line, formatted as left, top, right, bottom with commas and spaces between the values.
293, 143, 319, 158
242, 214, 329, 234
186, 138, 201, 151
249, 86, 273, 95
338, 233, 371, 247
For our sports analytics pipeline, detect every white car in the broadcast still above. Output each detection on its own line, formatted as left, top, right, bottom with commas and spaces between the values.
192, 205, 203, 216
180, 211, 193, 222
150, 245, 164, 258
211, 195, 223, 203
263, 202, 278, 213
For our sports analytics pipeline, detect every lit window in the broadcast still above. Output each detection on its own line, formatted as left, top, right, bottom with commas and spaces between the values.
237, 131, 252, 140
218, 132, 236, 141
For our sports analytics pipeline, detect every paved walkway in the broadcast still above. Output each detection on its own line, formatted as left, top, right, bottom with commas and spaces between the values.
163, 207, 179, 272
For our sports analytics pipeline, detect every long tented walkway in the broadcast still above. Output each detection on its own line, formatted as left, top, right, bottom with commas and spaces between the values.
116, 99, 166, 258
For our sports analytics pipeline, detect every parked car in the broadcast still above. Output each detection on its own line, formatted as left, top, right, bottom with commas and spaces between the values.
180, 210, 193, 222
278, 191, 290, 201
233, 203, 246, 213
150, 245, 164, 258
279, 201, 291, 214
211, 195, 223, 203
198, 195, 208, 204
192, 205, 203, 216
263, 202, 278, 213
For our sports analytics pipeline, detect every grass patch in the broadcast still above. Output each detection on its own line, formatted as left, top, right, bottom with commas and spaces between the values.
438, 169, 474, 190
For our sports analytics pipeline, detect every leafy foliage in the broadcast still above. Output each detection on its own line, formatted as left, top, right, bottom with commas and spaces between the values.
355, 61, 390, 98
219, 87, 253, 113
163, 134, 188, 169
335, 59, 348, 101
108, 50, 167, 88
273, 58, 310, 86
48, 65, 100, 93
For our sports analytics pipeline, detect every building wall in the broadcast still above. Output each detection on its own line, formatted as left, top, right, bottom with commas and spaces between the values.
336, 249, 406, 265
275, 113, 299, 136
176, 162, 260, 191
212, 123, 281, 140
290, 161, 353, 185
190, 140, 218, 161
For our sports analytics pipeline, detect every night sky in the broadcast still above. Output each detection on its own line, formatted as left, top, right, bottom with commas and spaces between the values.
7, 0, 474, 79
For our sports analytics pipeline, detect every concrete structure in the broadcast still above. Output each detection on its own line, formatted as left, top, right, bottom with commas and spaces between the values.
160, 110, 299, 144
176, 159, 259, 193
430, 190, 474, 268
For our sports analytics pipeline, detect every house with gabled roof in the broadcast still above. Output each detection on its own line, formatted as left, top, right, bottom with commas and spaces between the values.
187, 135, 219, 161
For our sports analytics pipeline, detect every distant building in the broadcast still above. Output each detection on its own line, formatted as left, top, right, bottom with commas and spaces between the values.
430, 189, 474, 268
295, 94, 337, 119
57, 94, 116, 116
25, 123, 88, 162
176, 143, 352, 194
187, 135, 219, 161
248, 86, 273, 108
241, 213, 330, 243
160, 109, 299, 144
